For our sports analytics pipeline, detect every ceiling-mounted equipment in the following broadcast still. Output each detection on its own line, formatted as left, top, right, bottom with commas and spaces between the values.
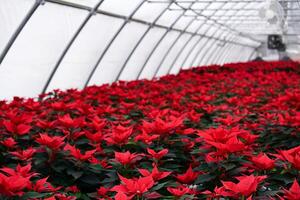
267, 34, 286, 51
258, 0, 286, 34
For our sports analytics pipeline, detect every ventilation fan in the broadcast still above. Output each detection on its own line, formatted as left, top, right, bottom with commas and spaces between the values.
258, 0, 286, 33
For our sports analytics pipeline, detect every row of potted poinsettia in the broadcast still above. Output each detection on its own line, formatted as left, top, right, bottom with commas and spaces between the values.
0, 61, 299, 199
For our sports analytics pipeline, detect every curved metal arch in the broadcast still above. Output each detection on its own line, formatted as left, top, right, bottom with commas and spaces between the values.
0, 0, 43, 65
212, 33, 241, 65
151, 1, 215, 78
188, 28, 228, 67
221, 43, 237, 64
84, 0, 148, 87
214, 30, 242, 65
236, 46, 245, 62
248, 49, 257, 61
238, 47, 250, 62
151, 16, 198, 78
189, 0, 261, 68
210, 29, 241, 65
167, 24, 203, 74
174, 26, 211, 70
114, 1, 173, 82
199, 30, 230, 66
41, 0, 105, 95
197, 2, 253, 67
208, 33, 236, 65
136, 1, 198, 80
218, 42, 234, 65
181, 26, 225, 69
232, 46, 243, 62
222, 37, 240, 64
220, 43, 235, 65
168, 1, 235, 73
211, 40, 231, 65
207, 38, 228, 66
188, 28, 236, 68
172, 1, 262, 45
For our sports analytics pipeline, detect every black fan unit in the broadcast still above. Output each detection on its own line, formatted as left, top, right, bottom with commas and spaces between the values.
268, 34, 286, 51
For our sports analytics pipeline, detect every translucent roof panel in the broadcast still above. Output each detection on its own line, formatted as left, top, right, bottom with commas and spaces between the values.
1, 0, 297, 100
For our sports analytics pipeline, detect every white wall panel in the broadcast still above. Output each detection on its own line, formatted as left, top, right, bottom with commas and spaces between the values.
47, 15, 124, 92
0, 0, 34, 53
175, 35, 201, 70
89, 22, 147, 86
185, 37, 209, 68
65, 0, 99, 7
156, 33, 190, 76
119, 27, 165, 81
139, 31, 179, 79
99, 0, 142, 16
133, 1, 167, 22
0, 3, 86, 99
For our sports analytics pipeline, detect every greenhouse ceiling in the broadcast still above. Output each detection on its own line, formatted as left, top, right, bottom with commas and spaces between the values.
0, 0, 299, 99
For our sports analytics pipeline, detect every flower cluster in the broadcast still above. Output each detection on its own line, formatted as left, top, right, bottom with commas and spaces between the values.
0, 61, 300, 199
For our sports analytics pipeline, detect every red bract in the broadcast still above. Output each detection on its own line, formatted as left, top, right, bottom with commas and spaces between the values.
105, 125, 133, 145
134, 130, 159, 145
167, 185, 191, 197
36, 133, 65, 151
175, 165, 201, 184
1, 164, 37, 179
3, 120, 31, 135
0, 174, 31, 197
220, 174, 267, 197
142, 115, 183, 136
0, 137, 17, 148
32, 177, 61, 192
64, 144, 96, 161
111, 175, 154, 197
147, 148, 168, 160
249, 153, 275, 170
277, 146, 300, 170
114, 151, 143, 166
281, 179, 300, 200
207, 136, 246, 154
10, 147, 37, 161
138, 165, 171, 181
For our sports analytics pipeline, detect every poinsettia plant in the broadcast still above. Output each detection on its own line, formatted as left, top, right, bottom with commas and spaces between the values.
0, 61, 299, 199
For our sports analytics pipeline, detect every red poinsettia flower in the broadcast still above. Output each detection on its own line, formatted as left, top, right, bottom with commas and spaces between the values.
138, 165, 171, 181
10, 147, 37, 161
147, 148, 168, 160
97, 186, 112, 199
134, 130, 159, 145
115, 191, 130, 200
167, 185, 191, 197
32, 177, 61, 192
64, 144, 96, 161
277, 146, 300, 170
114, 151, 143, 166
111, 174, 154, 197
220, 174, 267, 197
249, 153, 275, 170
36, 133, 65, 151
281, 179, 300, 200
1, 164, 38, 179
3, 120, 31, 136
105, 125, 133, 145
0, 173, 31, 197
175, 165, 201, 184
0, 137, 17, 149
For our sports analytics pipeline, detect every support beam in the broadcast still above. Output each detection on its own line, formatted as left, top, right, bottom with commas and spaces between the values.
0, 0, 43, 64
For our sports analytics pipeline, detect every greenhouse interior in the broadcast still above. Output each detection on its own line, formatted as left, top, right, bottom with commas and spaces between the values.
0, 0, 300, 199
